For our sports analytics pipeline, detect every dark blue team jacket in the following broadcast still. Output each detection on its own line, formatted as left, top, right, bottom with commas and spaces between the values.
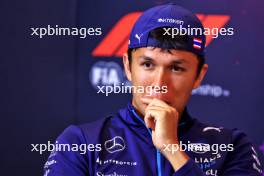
43, 103, 262, 176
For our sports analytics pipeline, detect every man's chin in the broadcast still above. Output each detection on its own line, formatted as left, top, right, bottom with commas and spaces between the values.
138, 105, 146, 117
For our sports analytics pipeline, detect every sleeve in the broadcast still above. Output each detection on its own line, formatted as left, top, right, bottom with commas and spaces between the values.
173, 129, 263, 176
43, 125, 89, 176
172, 159, 206, 176
220, 129, 263, 176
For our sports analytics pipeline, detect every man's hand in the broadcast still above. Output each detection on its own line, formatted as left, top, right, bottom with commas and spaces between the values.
141, 97, 179, 149
141, 97, 189, 171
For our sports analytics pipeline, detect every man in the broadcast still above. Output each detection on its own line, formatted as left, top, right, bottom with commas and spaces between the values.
44, 4, 262, 176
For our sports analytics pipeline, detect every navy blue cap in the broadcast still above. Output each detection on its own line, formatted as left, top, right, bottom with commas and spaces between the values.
128, 4, 206, 56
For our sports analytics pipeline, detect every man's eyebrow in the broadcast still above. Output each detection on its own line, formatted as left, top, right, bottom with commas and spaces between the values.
139, 56, 189, 65
171, 59, 187, 64
138, 56, 154, 61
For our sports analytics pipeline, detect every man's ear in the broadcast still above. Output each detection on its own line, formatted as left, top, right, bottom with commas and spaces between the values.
193, 64, 208, 89
123, 53, 132, 81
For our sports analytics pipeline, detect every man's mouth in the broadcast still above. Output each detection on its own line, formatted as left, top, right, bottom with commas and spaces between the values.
141, 96, 171, 106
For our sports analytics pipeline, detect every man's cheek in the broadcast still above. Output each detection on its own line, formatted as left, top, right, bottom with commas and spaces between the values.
176, 90, 192, 109
137, 96, 147, 114
172, 79, 193, 94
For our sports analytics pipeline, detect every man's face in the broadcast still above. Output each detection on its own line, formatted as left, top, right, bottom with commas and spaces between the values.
123, 47, 208, 117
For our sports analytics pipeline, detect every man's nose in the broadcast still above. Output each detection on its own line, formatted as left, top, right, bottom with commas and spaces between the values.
151, 68, 168, 87
149, 68, 168, 99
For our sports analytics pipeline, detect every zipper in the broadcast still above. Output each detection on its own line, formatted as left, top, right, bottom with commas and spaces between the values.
131, 109, 162, 176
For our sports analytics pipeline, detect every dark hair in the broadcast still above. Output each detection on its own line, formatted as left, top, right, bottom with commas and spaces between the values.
127, 28, 205, 77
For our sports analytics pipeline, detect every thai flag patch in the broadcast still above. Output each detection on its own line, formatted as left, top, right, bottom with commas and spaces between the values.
193, 38, 202, 49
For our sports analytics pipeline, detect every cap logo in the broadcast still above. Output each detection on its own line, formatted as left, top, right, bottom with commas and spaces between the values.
135, 33, 143, 44
157, 18, 184, 25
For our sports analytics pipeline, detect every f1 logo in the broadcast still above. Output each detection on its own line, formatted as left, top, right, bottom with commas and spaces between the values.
92, 12, 230, 57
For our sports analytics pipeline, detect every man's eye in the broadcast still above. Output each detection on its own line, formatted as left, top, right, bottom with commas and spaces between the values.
142, 62, 153, 69
171, 65, 185, 72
